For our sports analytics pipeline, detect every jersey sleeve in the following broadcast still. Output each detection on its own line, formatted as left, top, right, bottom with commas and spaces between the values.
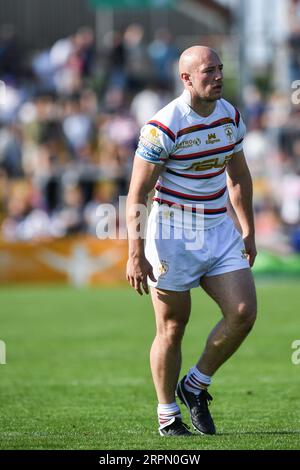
233, 109, 246, 153
135, 121, 175, 166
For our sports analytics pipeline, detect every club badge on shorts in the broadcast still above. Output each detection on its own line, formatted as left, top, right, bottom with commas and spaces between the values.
158, 260, 169, 278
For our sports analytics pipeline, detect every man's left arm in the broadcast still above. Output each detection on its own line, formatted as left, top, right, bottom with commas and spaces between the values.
226, 150, 257, 267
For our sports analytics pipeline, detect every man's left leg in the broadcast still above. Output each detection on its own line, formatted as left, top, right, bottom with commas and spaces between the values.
177, 268, 257, 434
198, 267, 257, 374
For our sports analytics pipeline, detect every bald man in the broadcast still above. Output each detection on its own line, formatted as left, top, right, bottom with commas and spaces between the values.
126, 46, 257, 436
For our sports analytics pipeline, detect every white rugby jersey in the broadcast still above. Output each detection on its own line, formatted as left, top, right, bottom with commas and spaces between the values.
135, 90, 246, 229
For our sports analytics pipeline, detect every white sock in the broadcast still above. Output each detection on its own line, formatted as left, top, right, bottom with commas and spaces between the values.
157, 402, 181, 429
184, 366, 211, 395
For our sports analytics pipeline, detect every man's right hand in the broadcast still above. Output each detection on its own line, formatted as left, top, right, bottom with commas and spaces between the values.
126, 256, 157, 295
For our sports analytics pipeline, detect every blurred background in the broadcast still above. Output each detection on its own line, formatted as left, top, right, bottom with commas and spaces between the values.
1, 0, 300, 285
1, 0, 300, 453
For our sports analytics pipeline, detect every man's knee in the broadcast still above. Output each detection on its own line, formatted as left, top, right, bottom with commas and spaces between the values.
230, 302, 257, 332
158, 318, 188, 344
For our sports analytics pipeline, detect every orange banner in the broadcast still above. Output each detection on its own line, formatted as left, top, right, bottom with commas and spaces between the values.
0, 236, 128, 286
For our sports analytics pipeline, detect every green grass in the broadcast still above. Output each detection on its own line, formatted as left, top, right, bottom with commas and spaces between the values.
0, 283, 300, 450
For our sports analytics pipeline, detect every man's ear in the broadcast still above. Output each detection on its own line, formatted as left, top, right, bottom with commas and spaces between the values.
181, 72, 192, 87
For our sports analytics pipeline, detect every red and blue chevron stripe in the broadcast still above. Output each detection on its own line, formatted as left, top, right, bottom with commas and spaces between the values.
153, 197, 227, 215
166, 167, 226, 179
147, 120, 176, 142
155, 184, 227, 201
177, 117, 235, 137
169, 143, 235, 161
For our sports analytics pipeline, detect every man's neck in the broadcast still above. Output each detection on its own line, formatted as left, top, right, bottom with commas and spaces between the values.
190, 96, 216, 117
182, 89, 217, 117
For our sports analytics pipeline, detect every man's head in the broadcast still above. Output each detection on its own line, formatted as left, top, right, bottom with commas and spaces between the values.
179, 46, 223, 102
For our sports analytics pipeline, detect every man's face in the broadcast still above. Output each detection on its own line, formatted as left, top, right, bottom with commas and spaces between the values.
190, 53, 223, 101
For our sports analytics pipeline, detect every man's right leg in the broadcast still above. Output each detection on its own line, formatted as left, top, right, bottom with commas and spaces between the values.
150, 288, 191, 403
150, 288, 192, 436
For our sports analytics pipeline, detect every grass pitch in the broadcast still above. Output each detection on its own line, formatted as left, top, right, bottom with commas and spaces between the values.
0, 282, 299, 450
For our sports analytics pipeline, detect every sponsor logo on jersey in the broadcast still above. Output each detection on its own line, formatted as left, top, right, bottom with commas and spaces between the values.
205, 132, 221, 144
142, 127, 162, 145
175, 137, 201, 150
223, 124, 235, 143
188, 154, 233, 171
140, 136, 163, 155
137, 144, 162, 162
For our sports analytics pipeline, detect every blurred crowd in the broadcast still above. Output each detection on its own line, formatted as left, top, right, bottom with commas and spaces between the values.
0, 21, 300, 253
0, 23, 177, 240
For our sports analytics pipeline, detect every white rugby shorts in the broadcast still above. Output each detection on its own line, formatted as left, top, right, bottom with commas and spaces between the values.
145, 209, 250, 291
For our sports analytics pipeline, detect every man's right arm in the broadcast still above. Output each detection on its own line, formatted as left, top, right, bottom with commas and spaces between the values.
126, 156, 163, 295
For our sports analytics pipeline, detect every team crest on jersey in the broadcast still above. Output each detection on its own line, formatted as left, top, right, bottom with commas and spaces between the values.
158, 260, 169, 278
223, 124, 235, 143
205, 133, 221, 144
175, 137, 201, 150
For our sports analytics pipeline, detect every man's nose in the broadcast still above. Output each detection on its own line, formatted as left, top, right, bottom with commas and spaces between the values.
215, 70, 223, 81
